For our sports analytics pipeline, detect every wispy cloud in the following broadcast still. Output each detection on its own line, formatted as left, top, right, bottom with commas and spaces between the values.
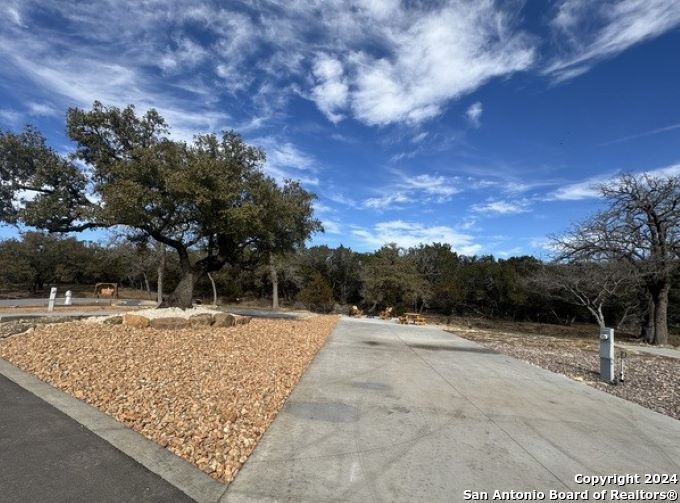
327, 192, 357, 207
351, 220, 481, 255
27, 102, 59, 117
546, 0, 680, 81
254, 137, 320, 185
311, 54, 349, 124
465, 102, 483, 127
472, 199, 531, 215
546, 163, 680, 200
547, 178, 605, 200
361, 172, 461, 210
363, 192, 410, 210
321, 220, 342, 234
0, 108, 22, 126
317, 3, 534, 125
600, 123, 680, 145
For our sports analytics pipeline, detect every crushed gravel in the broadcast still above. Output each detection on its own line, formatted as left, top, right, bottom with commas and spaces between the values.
86, 306, 224, 322
0, 315, 339, 482
448, 324, 679, 421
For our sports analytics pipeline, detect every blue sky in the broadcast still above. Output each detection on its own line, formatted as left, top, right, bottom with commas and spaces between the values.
1, 0, 679, 258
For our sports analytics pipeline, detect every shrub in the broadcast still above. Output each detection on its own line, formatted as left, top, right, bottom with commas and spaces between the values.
298, 273, 334, 313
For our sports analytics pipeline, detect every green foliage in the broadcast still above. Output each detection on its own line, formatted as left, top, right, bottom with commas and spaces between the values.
298, 273, 334, 313
0, 102, 321, 307
360, 244, 431, 313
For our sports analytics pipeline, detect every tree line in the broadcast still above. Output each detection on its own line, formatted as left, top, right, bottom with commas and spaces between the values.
1, 232, 678, 344
1, 102, 678, 344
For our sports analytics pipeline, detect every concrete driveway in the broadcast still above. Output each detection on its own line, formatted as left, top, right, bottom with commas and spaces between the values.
225, 317, 680, 502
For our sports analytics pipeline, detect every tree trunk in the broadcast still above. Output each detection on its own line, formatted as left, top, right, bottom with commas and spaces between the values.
650, 282, 670, 345
143, 273, 151, 299
585, 304, 606, 330
641, 292, 655, 343
207, 272, 217, 306
157, 243, 165, 305
270, 255, 279, 309
164, 270, 195, 309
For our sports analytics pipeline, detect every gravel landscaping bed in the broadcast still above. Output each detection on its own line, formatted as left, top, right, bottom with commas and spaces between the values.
0, 315, 338, 482
448, 325, 679, 421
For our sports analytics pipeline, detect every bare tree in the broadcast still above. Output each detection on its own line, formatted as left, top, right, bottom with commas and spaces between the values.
532, 261, 633, 329
552, 173, 680, 344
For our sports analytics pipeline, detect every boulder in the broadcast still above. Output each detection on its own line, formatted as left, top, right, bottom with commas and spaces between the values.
123, 314, 150, 328
0, 322, 34, 338
150, 317, 191, 330
190, 313, 214, 327
103, 315, 123, 325
212, 313, 237, 327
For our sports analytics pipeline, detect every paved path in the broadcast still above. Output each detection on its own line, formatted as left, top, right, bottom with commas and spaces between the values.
0, 297, 154, 308
619, 343, 680, 360
226, 317, 680, 502
0, 374, 195, 503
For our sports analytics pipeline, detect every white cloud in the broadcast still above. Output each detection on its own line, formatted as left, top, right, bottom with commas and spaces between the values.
254, 137, 320, 185
322, 220, 342, 234
529, 238, 554, 250
2, 5, 24, 27
311, 54, 349, 123
472, 199, 531, 214
411, 132, 428, 143
347, 4, 534, 125
465, 102, 483, 127
327, 192, 357, 206
361, 172, 462, 210
548, 179, 603, 201
363, 192, 410, 210
0, 108, 22, 125
546, 163, 680, 200
159, 36, 209, 72
313, 201, 333, 214
497, 247, 524, 258
351, 220, 482, 255
401, 174, 461, 198
4, 0, 674, 134
547, 0, 680, 80
601, 123, 680, 145
27, 102, 59, 116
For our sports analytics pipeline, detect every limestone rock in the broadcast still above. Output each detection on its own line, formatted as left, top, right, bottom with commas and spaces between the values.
123, 314, 151, 328
150, 317, 191, 330
190, 314, 214, 327
0, 322, 34, 338
103, 315, 123, 325
213, 313, 237, 327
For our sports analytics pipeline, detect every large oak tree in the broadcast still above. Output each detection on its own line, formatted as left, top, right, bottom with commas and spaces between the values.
553, 174, 680, 344
0, 102, 321, 307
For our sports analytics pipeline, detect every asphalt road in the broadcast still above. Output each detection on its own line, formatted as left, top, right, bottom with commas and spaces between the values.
226, 317, 680, 502
0, 374, 194, 503
0, 297, 148, 307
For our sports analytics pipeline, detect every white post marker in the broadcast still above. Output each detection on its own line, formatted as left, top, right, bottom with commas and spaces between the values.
47, 287, 58, 312
64, 290, 72, 306
599, 327, 615, 383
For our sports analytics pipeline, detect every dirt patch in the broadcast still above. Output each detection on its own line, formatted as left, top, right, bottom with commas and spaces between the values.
0, 315, 338, 482
430, 315, 680, 347
446, 323, 679, 421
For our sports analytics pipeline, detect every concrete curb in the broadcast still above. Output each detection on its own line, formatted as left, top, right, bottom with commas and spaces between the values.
0, 357, 228, 503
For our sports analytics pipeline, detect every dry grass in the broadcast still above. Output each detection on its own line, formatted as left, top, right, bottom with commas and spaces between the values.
0, 315, 338, 482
